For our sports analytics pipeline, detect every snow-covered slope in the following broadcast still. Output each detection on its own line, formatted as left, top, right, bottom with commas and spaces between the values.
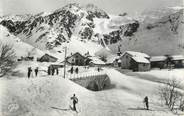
1, 68, 183, 116
0, 25, 43, 58
105, 8, 184, 56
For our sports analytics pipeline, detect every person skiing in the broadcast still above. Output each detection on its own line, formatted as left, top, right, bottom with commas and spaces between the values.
75, 67, 79, 74
27, 67, 32, 79
56, 68, 59, 75
144, 96, 149, 110
48, 66, 51, 75
71, 66, 73, 74
70, 94, 78, 111
34, 67, 39, 77
97, 67, 100, 72
51, 66, 55, 76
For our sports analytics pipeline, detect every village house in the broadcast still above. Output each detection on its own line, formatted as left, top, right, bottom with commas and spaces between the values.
130, 56, 151, 72
120, 51, 151, 71
150, 56, 167, 69
170, 55, 184, 68
89, 57, 105, 67
66, 52, 90, 66
38, 54, 58, 62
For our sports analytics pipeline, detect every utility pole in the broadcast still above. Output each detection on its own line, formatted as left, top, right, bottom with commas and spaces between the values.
64, 46, 67, 79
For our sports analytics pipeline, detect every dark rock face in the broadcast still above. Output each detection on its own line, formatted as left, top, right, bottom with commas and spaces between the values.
146, 9, 183, 34
123, 21, 139, 36
102, 20, 140, 46
0, 3, 110, 50
0, 4, 183, 52
85, 4, 110, 21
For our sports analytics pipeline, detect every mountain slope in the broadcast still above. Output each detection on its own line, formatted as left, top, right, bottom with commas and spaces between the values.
0, 4, 184, 57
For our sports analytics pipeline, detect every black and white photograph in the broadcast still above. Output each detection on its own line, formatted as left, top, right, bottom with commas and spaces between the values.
0, 0, 184, 116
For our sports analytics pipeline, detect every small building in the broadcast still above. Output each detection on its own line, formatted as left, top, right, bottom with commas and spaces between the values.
113, 59, 121, 67
89, 57, 105, 67
150, 56, 167, 69
130, 57, 151, 72
66, 52, 89, 66
120, 51, 150, 70
170, 55, 184, 68
38, 54, 58, 62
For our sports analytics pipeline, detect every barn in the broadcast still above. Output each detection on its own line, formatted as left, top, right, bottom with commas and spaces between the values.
120, 51, 150, 70
66, 52, 89, 66
38, 54, 58, 62
89, 57, 105, 67
170, 55, 184, 68
150, 56, 167, 69
130, 57, 151, 72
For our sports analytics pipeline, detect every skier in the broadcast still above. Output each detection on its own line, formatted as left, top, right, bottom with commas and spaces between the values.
48, 66, 51, 75
75, 67, 79, 74
71, 66, 74, 74
27, 67, 32, 79
56, 68, 59, 75
34, 67, 39, 77
97, 67, 100, 72
51, 66, 55, 76
70, 94, 78, 111
144, 96, 149, 110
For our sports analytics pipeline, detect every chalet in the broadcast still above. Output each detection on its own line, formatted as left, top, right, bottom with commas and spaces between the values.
38, 54, 58, 62
113, 58, 121, 67
89, 57, 105, 67
106, 55, 119, 66
120, 51, 150, 70
130, 56, 151, 72
150, 56, 167, 69
170, 55, 184, 68
66, 52, 89, 66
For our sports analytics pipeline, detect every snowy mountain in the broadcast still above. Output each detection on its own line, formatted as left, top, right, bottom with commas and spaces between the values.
0, 4, 184, 58
0, 25, 44, 59
101, 7, 184, 56
0, 3, 109, 50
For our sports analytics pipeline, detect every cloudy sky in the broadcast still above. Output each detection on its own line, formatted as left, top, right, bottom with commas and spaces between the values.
0, 0, 183, 16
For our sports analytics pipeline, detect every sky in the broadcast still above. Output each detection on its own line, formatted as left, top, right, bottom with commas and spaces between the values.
0, 0, 183, 16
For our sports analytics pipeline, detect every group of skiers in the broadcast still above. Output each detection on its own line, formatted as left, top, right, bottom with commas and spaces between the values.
47, 66, 59, 76
70, 66, 79, 74
27, 67, 39, 79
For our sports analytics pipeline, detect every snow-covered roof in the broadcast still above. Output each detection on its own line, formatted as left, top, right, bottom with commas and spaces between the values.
132, 57, 150, 64
106, 55, 120, 64
90, 57, 105, 65
124, 51, 150, 58
171, 55, 184, 60
150, 56, 167, 62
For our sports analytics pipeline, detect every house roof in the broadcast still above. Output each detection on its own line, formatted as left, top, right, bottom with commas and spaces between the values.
42, 53, 58, 60
106, 55, 120, 64
89, 57, 105, 65
171, 55, 184, 60
150, 56, 167, 62
132, 57, 150, 64
66, 52, 87, 60
123, 51, 150, 58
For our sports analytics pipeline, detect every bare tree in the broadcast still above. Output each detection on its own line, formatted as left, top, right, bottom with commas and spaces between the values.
179, 94, 184, 111
158, 79, 183, 111
0, 43, 16, 77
